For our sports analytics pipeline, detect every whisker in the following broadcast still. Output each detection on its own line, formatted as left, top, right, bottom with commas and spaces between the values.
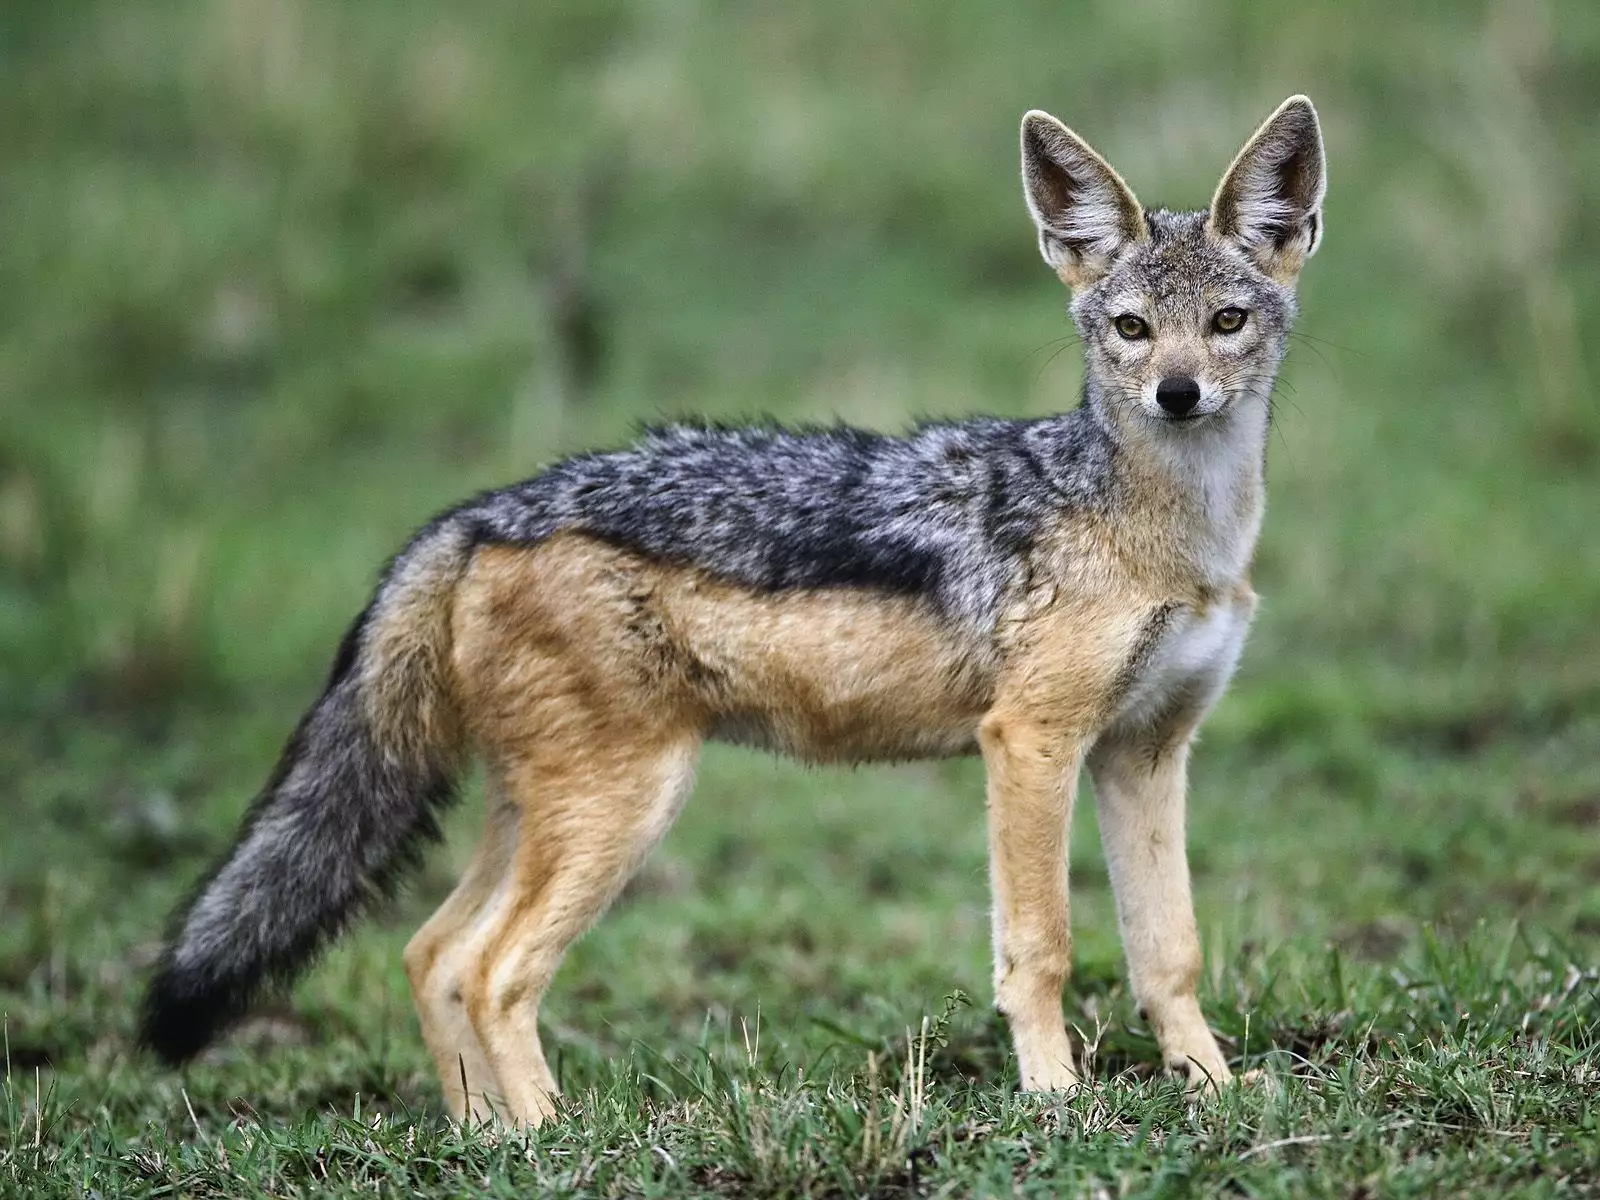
1268, 398, 1296, 467
1030, 339, 1083, 387
1285, 333, 1341, 376
1021, 334, 1082, 366
1269, 388, 1306, 421
1265, 376, 1304, 419
1235, 372, 1296, 397
1288, 329, 1361, 356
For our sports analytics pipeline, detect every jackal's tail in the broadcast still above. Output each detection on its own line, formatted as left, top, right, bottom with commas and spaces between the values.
141, 520, 475, 1063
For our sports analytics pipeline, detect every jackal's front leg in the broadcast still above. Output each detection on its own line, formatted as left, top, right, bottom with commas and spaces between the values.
979, 714, 1085, 1092
1088, 736, 1230, 1089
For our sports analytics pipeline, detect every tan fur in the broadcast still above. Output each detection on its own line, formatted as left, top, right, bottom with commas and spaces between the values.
402, 787, 517, 1121
457, 536, 999, 765
1088, 735, 1225, 1081
979, 597, 1152, 1090
360, 525, 473, 766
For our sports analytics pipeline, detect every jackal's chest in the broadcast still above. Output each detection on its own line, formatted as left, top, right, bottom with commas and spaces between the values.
1108, 588, 1257, 733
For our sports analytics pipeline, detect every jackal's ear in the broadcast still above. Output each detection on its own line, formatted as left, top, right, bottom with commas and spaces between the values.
1209, 95, 1326, 282
1021, 110, 1147, 289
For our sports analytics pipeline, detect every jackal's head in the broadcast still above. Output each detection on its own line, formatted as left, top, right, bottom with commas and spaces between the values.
1021, 97, 1325, 433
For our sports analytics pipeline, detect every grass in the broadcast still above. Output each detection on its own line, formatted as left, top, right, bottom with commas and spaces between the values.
3, 0, 1599, 1195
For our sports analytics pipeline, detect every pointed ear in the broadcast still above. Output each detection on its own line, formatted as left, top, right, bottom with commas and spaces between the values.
1208, 95, 1327, 282
1021, 110, 1147, 289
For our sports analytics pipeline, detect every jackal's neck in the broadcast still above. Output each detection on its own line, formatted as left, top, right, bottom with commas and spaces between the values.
1090, 385, 1270, 592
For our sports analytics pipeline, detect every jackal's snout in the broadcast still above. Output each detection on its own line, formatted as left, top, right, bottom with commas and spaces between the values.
1154, 376, 1202, 418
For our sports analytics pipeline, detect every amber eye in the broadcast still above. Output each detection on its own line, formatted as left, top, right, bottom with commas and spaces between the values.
1113, 314, 1148, 340
1212, 307, 1248, 334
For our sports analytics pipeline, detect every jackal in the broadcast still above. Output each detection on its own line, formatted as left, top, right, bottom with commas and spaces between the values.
143, 96, 1327, 1124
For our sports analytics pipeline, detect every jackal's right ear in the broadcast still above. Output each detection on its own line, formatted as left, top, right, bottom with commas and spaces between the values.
1209, 96, 1327, 282
1020, 110, 1146, 289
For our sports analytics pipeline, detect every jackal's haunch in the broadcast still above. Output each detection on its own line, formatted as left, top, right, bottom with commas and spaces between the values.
143, 96, 1327, 1124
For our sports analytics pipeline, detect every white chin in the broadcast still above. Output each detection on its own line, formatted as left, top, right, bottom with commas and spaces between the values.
1150, 408, 1214, 425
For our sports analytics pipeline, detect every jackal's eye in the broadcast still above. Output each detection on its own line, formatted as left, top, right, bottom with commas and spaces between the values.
1212, 307, 1248, 334
1113, 314, 1148, 341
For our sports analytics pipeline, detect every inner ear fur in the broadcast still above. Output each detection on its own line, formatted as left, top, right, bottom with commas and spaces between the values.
1208, 95, 1326, 282
1020, 110, 1147, 289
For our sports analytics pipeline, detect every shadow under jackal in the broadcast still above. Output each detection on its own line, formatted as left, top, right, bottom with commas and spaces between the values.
144, 95, 1327, 1124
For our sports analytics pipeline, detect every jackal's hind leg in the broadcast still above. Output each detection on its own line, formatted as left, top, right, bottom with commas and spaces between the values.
1089, 736, 1230, 1090
403, 785, 519, 1123
459, 734, 700, 1127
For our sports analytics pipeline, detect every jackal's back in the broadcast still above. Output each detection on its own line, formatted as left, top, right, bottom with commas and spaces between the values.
449, 412, 1117, 633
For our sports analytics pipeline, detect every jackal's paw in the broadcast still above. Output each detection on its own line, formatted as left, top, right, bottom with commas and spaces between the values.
509, 1094, 563, 1131
1166, 1048, 1232, 1095
457, 1089, 560, 1134
1018, 1058, 1082, 1094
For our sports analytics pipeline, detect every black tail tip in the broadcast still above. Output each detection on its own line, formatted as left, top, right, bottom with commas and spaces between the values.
139, 966, 240, 1065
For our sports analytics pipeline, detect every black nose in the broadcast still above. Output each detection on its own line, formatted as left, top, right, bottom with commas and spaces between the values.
1155, 376, 1202, 416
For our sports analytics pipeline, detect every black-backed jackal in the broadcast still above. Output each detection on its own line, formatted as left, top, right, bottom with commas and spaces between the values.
144, 96, 1327, 1125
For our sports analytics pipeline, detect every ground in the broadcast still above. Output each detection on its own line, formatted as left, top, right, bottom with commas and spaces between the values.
2, 2, 1598, 1196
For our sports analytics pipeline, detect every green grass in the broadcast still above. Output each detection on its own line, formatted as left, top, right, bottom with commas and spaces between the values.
3, 1, 1599, 1195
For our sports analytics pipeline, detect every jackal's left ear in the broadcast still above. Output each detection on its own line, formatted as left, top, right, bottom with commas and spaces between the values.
1209, 96, 1326, 282
1021, 110, 1147, 289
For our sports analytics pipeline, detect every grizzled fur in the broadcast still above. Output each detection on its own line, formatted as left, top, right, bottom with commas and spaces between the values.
142, 97, 1328, 1092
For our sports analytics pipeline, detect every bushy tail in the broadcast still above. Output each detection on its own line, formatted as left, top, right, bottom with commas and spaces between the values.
141, 521, 474, 1063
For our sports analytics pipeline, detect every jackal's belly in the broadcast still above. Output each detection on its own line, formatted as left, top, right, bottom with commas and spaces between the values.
669, 573, 996, 764
707, 710, 979, 763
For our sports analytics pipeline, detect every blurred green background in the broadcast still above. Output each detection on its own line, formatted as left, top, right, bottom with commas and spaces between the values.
2, 0, 1598, 1191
